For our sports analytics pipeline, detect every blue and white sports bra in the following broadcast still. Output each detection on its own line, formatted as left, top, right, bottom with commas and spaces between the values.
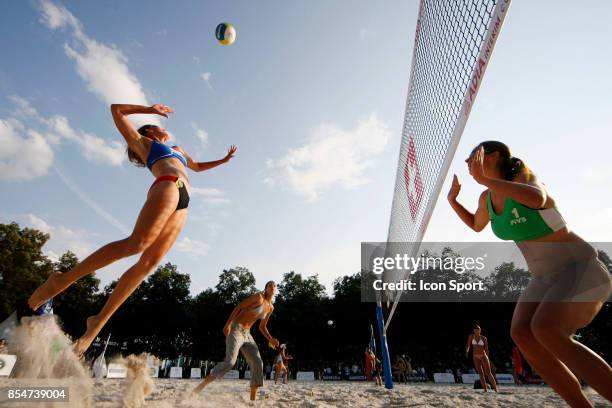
146, 140, 187, 170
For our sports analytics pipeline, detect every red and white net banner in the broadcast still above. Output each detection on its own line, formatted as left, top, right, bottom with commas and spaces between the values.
403, 136, 423, 221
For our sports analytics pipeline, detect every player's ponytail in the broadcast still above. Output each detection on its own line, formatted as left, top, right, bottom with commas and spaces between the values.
479, 141, 530, 181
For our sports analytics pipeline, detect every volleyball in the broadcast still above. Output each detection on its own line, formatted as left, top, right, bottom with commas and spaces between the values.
215, 23, 236, 45
327, 320, 334, 326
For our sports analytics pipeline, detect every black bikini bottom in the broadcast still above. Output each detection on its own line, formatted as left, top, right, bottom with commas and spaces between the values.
150, 175, 190, 210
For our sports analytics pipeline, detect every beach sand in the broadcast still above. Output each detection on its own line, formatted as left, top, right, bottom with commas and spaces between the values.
4, 378, 609, 407
125, 380, 612, 408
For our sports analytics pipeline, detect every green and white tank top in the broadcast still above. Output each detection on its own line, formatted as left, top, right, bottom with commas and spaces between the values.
487, 192, 566, 242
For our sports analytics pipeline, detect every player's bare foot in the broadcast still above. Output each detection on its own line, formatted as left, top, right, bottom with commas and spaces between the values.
250, 386, 259, 401
191, 376, 213, 396
28, 272, 66, 311
74, 315, 100, 356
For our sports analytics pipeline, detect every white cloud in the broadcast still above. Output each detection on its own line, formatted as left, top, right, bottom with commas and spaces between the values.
266, 114, 390, 200
38, 0, 158, 128
3, 96, 129, 232
9, 95, 40, 118
201, 72, 212, 89
8, 95, 65, 143
38, 0, 80, 31
175, 237, 210, 257
192, 122, 209, 148
26, 214, 93, 259
0, 119, 54, 181
5, 96, 125, 166
28, 213, 52, 233
46, 250, 60, 262
190, 187, 229, 206
47, 115, 124, 165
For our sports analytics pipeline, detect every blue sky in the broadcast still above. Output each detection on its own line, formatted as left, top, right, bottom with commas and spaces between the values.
1, 1, 610, 295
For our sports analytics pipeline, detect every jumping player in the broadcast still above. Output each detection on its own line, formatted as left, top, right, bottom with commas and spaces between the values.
28, 103, 236, 355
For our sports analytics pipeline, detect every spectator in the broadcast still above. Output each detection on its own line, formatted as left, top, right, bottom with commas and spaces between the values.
374, 357, 383, 386
343, 365, 350, 378
265, 363, 272, 380
402, 355, 414, 377
512, 346, 524, 385
393, 355, 407, 383
365, 347, 375, 381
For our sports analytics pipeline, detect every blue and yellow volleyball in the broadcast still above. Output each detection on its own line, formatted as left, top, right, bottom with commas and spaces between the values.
215, 23, 236, 45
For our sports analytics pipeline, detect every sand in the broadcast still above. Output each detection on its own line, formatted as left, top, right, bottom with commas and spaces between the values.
3, 378, 608, 408
3, 315, 93, 407
1, 316, 609, 407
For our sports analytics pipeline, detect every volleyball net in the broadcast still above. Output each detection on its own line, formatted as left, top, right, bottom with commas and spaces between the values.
376, 0, 512, 389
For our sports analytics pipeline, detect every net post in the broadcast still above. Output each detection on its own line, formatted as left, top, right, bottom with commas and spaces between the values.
375, 297, 393, 389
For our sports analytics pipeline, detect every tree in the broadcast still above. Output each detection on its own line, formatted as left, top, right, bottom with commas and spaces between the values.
103, 263, 192, 358
53, 251, 101, 338
215, 267, 257, 304
189, 288, 228, 361
1, 224, 608, 373
329, 273, 372, 367
597, 250, 611, 271
272, 272, 329, 371
276, 271, 326, 303
142, 263, 192, 357
484, 262, 531, 300
0, 222, 54, 319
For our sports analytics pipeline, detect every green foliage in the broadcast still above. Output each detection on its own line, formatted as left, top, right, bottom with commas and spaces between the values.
333, 273, 361, 300
102, 263, 192, 359
597, 250, 611, 271
484, 262, 531, 300
188, 288, 229, 361
0, 222, 54, 319
215, 267, 257, 304
271, 272, 329, 371
53, 251, 101, 338
276, 271, 326, 303
0, 221, 609, 371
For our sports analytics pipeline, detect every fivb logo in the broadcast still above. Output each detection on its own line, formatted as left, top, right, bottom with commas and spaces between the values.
403, 136, 423, 221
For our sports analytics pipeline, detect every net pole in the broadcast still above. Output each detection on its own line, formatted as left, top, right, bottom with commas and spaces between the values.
375, 291, 394, 389
384, 0, 512, 329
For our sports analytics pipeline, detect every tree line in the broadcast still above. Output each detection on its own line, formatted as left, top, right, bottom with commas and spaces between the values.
1, 221, 609, 375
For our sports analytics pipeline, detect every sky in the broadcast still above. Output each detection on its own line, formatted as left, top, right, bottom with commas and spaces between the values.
1, 1, 611, 296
